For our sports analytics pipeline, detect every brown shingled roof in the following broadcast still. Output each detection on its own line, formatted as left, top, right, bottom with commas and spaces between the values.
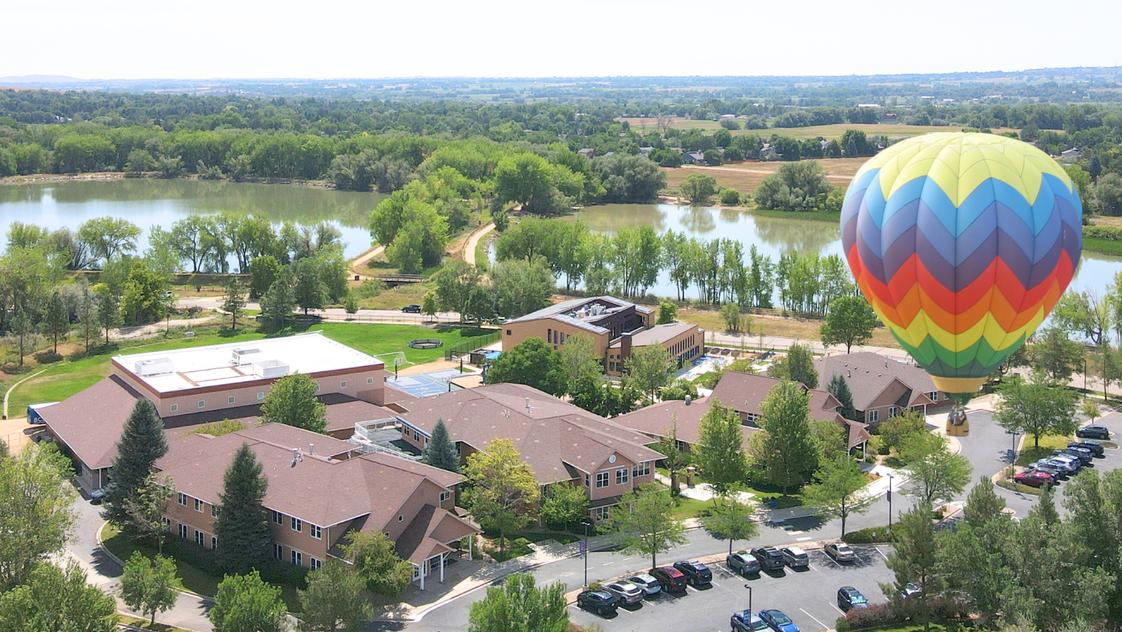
37, 375, 142, 470
711, 372, 843, 424
398, 383, 663, 484
814, 352, 940, 412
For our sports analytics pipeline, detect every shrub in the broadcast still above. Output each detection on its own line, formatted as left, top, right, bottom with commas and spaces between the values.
1085, 225, 1122, 240
834, 603, 902, 631
842, 524, 901, 544
718, 188, 742, 206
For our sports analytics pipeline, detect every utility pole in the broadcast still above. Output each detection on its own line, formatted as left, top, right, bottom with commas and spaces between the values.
581, 520, 591, 587
887, 473, 894, 532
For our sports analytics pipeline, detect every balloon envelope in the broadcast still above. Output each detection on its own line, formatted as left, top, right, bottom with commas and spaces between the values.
841, 132, 1082, 394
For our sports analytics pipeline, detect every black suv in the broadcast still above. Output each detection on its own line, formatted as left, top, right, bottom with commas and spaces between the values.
672, 560, 712, 586
1077, 425, 1110, 440
1070, 441, 1105, 458
401, 304, 422, 313
727, 551, 761, 577
750, 546, 785, 572
576, 590, 618, 616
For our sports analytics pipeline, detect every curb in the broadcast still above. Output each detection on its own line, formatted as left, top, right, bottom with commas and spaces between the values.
95, 520, 215, 606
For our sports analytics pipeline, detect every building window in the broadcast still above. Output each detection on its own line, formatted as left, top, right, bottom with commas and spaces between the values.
547, 328, 553, 343
291, 550, 302, 566
178, 524, 188, 540
196, 399, 206, 409
340, 380, 348, 389
367, 376, 375, 385
616, 468, 629, 485
274, 544, 283, 561
170, 403, 178, 413
867, 409, 879, 423
291, 517, 302, 533
398, 514, 404, 522
272, 510, 283, 525
212, 505, 219, 517
311, 557, 322, 570
440, 490, 451, 504
584, 474, 590, 487
310, 524, 322, 540
633, 462, 651, 477
926, 391, 939, 402
594, 506, 610, 521
162, 517, 170, 531
506, 329, 512, 336
888, 406, 900, 417
211, 535, 218, 549
257, 391, 265, 401
228, 395, 236, 405
194, 530, 204, 546
595, 472, 609, 488
178, 493, 187, 506
194, 498, 203, 512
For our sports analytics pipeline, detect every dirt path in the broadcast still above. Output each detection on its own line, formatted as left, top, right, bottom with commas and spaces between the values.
349, 244, 386, 280
681, 164, 853, 181
462, 222, 495, 266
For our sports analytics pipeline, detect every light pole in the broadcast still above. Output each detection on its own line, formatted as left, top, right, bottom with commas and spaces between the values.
581, 520, 591, 587
742, 583, 753, 616
887, 473, 894, 532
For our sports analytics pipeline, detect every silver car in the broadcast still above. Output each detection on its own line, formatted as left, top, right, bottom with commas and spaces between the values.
824, 542, 856, 563
604, 580, 644, 605
626, 573, 661, 597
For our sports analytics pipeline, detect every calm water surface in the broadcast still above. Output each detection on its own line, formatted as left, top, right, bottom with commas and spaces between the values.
0, 179, 384, 261
495, 202, 1118, 301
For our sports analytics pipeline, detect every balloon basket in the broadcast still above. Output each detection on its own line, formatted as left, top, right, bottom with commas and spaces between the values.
946, 418, 970, 436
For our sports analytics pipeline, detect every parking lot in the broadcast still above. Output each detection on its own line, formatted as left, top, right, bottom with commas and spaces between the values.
568, 545, 896, 632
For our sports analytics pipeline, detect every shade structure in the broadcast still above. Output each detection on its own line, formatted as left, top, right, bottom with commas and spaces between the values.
841, 132, 1082, 394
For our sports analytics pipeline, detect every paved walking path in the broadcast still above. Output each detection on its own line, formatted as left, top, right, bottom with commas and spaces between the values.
349, 244, 386, 280
461, 222, 495, 266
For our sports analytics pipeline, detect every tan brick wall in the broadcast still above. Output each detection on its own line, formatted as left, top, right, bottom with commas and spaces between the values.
502, 320, 609, 357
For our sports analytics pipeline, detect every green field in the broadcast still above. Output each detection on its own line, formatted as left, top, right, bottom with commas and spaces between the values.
622, 117, 983, 140
6, 322, 497, 416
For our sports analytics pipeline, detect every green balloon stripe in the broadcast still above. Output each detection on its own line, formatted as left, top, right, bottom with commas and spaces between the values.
888, 330, 1025, 378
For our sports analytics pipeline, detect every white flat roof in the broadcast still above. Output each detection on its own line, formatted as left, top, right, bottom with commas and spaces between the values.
113, 332, 383, 395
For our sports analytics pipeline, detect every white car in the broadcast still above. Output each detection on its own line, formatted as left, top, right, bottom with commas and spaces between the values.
626, 573, 661, 597
604, 580, 643, 605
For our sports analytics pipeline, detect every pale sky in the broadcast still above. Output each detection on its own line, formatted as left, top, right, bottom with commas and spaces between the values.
5, 0, 1121, 79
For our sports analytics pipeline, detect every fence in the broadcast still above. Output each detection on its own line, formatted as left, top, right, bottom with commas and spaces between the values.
444, 330, 502, 360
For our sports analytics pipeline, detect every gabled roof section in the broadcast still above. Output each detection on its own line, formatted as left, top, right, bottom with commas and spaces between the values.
814, 352, 939, 412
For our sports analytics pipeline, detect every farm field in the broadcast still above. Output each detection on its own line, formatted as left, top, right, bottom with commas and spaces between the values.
622, 117, 1021, 140
662, 157, 867, 193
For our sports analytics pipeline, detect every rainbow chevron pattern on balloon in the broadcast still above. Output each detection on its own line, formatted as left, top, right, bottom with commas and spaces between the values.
841, 132, 1083, 392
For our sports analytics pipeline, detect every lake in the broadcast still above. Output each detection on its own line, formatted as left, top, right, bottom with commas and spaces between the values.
495, 202, 1118, 302
0, 179, 385, 262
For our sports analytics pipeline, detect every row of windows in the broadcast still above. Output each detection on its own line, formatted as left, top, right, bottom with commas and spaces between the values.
165, 376, 378, 414
546, 328, 568, 345
667, 334, 697, 358
274, 543, 322, 569
586, 462, 652, 488
177, 493, 218, 516
174, 522, 218, 550
270, 510, 322, 539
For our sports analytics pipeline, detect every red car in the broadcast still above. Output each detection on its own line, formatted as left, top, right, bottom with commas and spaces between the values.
649, 566, 687, 593
1014, 469, 1054, 488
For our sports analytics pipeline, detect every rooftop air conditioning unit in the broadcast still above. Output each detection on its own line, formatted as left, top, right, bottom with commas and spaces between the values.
231, 348, 262, 366
253, 359, 290, 379
134, 357, 174, 377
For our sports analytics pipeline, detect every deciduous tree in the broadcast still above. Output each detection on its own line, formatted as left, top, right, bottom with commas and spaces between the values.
124, 473, 174, 554
758, 380, 818, 494
766, 342, 818, 388
487, 338, 566, 395
260, 373, 327, 433
468, 573, 568, 632
222, 277, 247, 331
624, 344, 671, 403
120, 552, 178, 626
802, 455, 872, 537
820, 295, 878, 353
901, 433, 971, 506
695, 400, 748, 498
994, 376, 1078, 448
210, 571, 287, 632
701, 499, 757, 554
0, 562, 116, 632
463, 439, 540, 553
299, 559, 372, 632
605, 484, 687, 569
0, 444, 76, 591
342, 532, 414, 597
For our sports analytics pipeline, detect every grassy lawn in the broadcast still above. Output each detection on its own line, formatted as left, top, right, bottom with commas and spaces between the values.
669, 494, 712, 520
353, 282, 431, 310
101, 523, 302, 611
117, 613, 194, 632
654, 467, 803, 510
1084, 236, 1122, 256
481, 536, 534, 562
677, 306, 900, 349
1015, 433, 1072, 466
307, 322, 497, 365
519, 530, 582, 545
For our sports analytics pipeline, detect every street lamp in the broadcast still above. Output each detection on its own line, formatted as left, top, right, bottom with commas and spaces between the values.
742, 583, 753, 616
887, 473, 894, 532
581, 520, 592, 587
1009, 430, 1021, 474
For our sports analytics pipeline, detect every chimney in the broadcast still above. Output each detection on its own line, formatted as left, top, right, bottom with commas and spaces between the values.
309, 443, 315, 456
684, 395, 692, 406
524, 397, 531, 413
291, 448, 302, 466
620, 332, 633, 362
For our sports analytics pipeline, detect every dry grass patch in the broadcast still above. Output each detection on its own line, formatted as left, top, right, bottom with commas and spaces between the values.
662, 158, 867, 194
679, 306, 900, 349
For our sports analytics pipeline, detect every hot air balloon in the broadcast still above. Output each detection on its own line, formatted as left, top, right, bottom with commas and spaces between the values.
841, 132, 1082, 395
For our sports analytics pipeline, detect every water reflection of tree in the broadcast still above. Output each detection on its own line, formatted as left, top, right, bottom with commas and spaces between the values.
678, 205, 716, 234
574, 203, 668, 233
751, 213, 840, 254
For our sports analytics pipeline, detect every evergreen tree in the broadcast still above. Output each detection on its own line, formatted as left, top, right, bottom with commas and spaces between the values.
882, 502, 940, 632
826, 373, 857, 420
259, 272, 296, 330
215, 445, 273, 574
45, 290, 69, 354
421, 419, 459, 472
222, 277, 247, 331
105, 400, 167, 527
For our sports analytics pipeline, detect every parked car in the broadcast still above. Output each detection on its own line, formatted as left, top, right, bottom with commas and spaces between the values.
824, 542, 856, 563
672, 560, 713, 586
899, 582, 922, 600
604, 580, 643, 606
731, 610, 771, 631
401, 304, 422, 313
1077, 425, 1111, 440
1033, 460, 1068, 480
750, 546, 785, 572
576, 590, 618, 616
1059, 446, 1093, 464
727, 551, 762, 577
89, 488, 106, 505
837, 586, 869, 612
781, 546, 809, 570
649, 566, 687, 593
1049, 453, 1083, 473
1014, 469, 1054, 488
1070, 441, 1106, 458
626, 573, 661, 597
759, 608, 800, 632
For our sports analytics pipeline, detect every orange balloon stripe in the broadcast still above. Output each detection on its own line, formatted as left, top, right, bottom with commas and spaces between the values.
847, 247, 1075, 334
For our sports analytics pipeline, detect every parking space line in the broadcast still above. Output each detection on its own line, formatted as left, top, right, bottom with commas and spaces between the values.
808, 564, 820, 573
829, 603, 845, 616
799, 607, 831, 630
873, 546, 889, 561
797, 536, 812, 541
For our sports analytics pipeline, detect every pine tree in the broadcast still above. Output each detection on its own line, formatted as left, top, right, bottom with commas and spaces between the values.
221, 277, 247, 332
421, 420, 459, 472
259, 273, 296, 330
45, 290, 69, 354
215, 445, 273, 574
826, 373, 857, 420
105, 400, 168, 527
